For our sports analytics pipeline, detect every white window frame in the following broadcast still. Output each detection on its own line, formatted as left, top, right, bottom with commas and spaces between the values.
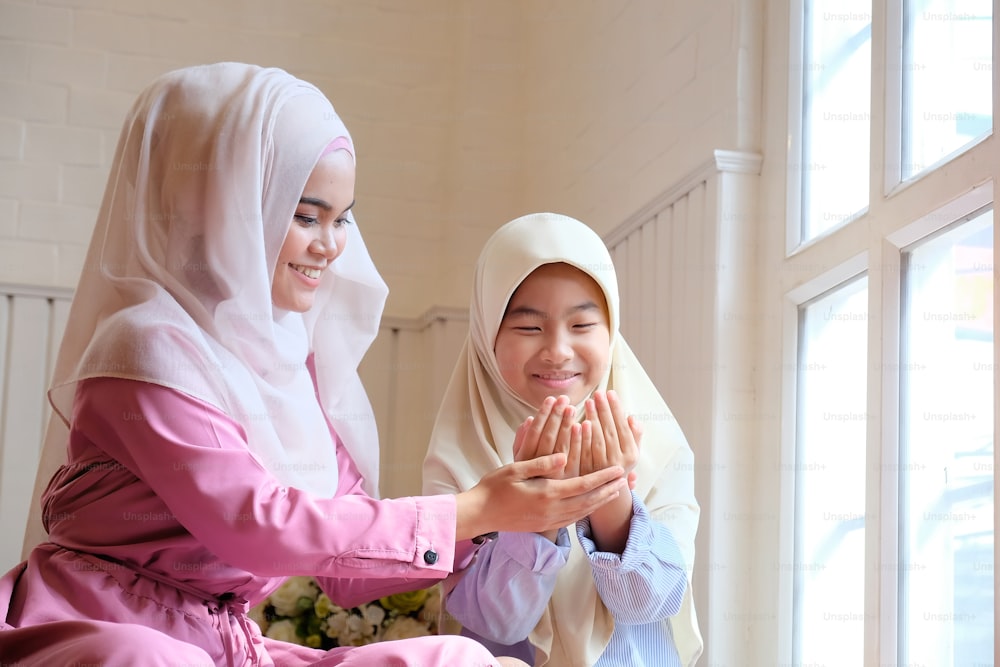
773, 0, 998, 664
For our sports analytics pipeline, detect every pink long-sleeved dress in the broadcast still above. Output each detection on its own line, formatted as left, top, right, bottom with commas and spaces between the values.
0, 377, 491, 666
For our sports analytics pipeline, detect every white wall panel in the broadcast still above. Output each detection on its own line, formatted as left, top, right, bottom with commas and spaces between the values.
0, 286, 71, 571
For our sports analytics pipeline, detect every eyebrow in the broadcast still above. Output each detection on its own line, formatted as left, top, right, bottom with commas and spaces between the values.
504, 301, 602, 319
299, 198, 356, 216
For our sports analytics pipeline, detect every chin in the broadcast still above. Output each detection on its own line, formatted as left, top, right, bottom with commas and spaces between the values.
273, 296, 313, 313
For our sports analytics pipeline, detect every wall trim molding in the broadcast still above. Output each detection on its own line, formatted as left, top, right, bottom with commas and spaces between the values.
606, 157, 716, 247
0, 283, 74, 300
606, 150, 763, 248
380, 305, 468, 332
713, 149, 763, 174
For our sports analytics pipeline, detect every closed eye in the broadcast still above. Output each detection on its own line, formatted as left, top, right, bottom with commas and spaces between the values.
295, 214, 318, 227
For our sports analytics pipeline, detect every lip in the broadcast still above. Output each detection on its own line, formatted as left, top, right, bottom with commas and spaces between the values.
531, 372, 581, 390
289, 263, 322, 285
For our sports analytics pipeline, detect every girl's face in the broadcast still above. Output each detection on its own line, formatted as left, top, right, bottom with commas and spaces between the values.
494, 262, 611, 408
272, 149, 355, 312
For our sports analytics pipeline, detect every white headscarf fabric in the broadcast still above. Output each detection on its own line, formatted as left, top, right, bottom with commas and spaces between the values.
423, 212, 703, 666
25, 62, 388, 553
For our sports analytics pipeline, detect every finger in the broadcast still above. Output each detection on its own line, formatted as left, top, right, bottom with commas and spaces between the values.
522, 397, 557, 460
554, 404, 575, 456
509, 452, 568, 479
584, 397, 603, 450
590, 418, 610, 472
565, 422, 582, 478
538, 396, 571, 456
512, 418, 531, 461
549, 475, 628, 525
628, 414, 644, 447
550, 464, 624, 496
606, 390, 633, 446
580, 419, 593, 476
593, 391, 620, 451
621, 413, 642, 471
530, 396, 557, 434
626, 470, 638, 490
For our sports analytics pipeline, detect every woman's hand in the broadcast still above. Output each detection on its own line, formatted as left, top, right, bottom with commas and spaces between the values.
454, 453, 627, 540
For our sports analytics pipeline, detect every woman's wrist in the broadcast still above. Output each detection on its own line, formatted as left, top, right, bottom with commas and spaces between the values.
454, 488, 491, 541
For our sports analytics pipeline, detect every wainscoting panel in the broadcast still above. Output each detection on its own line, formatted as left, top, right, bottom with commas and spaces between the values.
0, 286, 71, 571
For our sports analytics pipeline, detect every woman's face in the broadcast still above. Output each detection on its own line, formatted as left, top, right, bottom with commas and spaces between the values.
272, 149, 355, 312
494, 262, 611, 408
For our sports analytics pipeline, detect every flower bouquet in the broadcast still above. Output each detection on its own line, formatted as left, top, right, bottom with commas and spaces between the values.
250, 576, 443, 649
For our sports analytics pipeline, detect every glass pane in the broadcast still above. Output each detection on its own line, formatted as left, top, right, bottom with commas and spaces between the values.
801, 1, 871, 241
902, 0, 992, 179
900, 210, 995, 665
793, 276, 869, 664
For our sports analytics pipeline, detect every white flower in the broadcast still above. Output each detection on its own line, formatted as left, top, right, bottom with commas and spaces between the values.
381, 616, 433, 641
362, 603, 386, 628
269, 576, 319, 617
342, 612, 373, 645
418, 587, 441, 627
264, 619, 300, 644
324, 609, 350, 639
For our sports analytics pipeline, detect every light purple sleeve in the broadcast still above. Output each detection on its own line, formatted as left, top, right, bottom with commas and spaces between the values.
76, 378, 459, 584
576, 491, 689, 624
445, 529, 570, 645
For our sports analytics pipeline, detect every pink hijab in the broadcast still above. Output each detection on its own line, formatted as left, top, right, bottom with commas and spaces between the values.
25, 63, 388, 552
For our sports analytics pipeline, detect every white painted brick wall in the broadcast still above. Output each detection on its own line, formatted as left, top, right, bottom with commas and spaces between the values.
1, 0, 741, 315
0, 3, 73, 44
0, 118, 23, 159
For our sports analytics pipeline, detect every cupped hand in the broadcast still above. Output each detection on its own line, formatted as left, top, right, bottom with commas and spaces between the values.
512, 395, 581, 480
579, 390, 641, 478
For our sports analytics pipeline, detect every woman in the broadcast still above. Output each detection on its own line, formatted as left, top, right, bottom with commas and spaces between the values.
423, 212, 704, 666
0, 64, 628, 667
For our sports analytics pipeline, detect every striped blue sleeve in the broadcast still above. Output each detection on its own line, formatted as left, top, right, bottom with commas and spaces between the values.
577, 491, 688, 625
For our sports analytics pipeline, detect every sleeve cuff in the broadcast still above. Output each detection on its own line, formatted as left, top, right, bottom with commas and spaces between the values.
494, 528, 571, 573
413, 493, 459, 573
577, 492, 655, 568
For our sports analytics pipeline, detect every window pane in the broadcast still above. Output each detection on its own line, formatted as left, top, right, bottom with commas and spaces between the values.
902, 1, 992, 180
900, 210, 995, 665
793, 277, 868, 664
801, 2, 871, 241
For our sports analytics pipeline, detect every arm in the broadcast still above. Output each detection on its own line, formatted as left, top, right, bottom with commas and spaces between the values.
313, 441, 485, 607
79, 378, 626, 583
577, 492, 688, 624
77, 377, 461, 579
446, 529, 570, 645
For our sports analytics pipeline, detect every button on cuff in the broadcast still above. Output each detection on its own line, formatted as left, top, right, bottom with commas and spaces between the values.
422, 549, 439, 565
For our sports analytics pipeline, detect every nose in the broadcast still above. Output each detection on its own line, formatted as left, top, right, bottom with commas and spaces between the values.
309, 225, 340, 260
541, 329, 573, 364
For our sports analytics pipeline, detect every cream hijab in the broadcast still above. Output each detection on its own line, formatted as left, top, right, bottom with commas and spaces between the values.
24, 63, 388, 553
423, 212, 703, 666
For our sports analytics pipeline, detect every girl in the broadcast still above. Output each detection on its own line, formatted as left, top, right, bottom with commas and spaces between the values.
423, 212, 703, 666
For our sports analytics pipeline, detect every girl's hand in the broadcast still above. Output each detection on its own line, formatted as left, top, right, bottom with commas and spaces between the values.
512, 395, 581, 479
579, 390, 641, 478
